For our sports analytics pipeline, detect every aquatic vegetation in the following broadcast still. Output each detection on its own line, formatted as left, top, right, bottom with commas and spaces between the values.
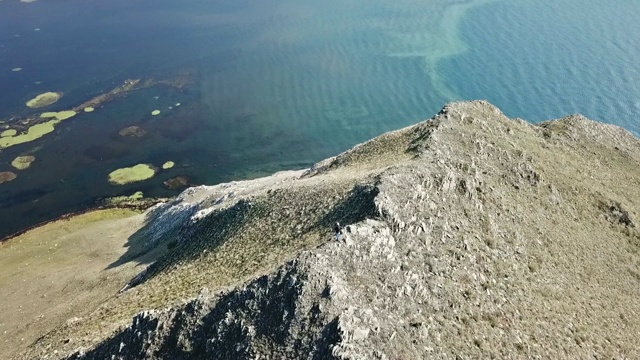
108, 164, 156, 185
26, 92, 61, 108
1, 129, 17, 137
54, 110, 76, 120
151, 110, 161, 116
84, 107, 95, 112
118, 126, 146, 137
105, 191, 145, 205
11, 155, 36, 170
0, 120, 59, 149
40, 110, 77, 121
0, 171, 17, 184
128, 191, 144, 200
162, 161, 175, 169
40, 112, 57, 118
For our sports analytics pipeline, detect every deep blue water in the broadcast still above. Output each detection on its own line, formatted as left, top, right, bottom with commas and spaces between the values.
0, 0, 638, 238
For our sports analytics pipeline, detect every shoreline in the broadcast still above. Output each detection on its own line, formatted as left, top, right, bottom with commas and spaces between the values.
0, 197, 166, 244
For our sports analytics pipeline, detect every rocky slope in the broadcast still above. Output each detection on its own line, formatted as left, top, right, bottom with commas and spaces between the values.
21, 101, 640, 359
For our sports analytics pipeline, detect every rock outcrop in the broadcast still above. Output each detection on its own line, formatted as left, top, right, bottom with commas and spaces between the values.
23, 101, 640, 359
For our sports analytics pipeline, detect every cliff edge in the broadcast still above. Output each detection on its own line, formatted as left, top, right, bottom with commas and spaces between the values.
20, 101, 640, 359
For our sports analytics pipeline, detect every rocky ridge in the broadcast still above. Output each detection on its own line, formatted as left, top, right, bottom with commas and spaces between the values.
24, 101, 640, 359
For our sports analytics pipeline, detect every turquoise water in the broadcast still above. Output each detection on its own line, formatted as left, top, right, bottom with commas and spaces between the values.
447, 0, 640, 136
0, 0, 638, 238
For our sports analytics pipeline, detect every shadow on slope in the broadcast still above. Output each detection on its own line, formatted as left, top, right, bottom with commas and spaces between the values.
113, 179, 380, 292
71, 182, 382, 358
70, 260, 341, 360
115, 200, 251, 290
314, 184, 380, 231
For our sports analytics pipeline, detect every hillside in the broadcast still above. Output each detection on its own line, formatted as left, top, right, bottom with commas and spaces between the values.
7, 101, 640, 359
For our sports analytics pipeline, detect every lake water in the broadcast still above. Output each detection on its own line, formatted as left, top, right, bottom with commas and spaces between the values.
1, 0, 638, 238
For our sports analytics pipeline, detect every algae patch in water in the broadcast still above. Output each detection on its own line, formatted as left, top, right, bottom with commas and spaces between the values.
105, 191, 145, 205
108, 164, 156, 185
0, 121, 59, 149
1, 129, 17, 137
40, 112, 58, 118
26, 92, 61, 109
0, 111, 77, 149
11, 155, 36, 170
84, 107, 95, 112
162, 161, 175, 170
41, 110, 76, 121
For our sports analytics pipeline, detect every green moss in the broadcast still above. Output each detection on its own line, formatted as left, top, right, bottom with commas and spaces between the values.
108, 164, 156, 185
26, 92, 61, 108
11, 155, 36, 170
162, 161, 175, 170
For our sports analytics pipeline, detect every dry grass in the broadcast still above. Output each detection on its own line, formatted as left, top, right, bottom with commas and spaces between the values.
0, 209, 147, 360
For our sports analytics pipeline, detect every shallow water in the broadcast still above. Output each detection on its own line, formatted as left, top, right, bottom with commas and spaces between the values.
0, 0, 638, 238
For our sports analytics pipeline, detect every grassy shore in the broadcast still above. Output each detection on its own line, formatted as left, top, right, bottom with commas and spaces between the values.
0, 209, 148, 359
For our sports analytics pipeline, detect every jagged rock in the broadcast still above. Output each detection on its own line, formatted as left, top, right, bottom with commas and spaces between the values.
15, 101, 640, 359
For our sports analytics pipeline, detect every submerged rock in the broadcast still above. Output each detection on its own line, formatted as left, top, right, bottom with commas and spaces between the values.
0, 171, 17, 184
163, 175, 188, 189
118, 126, 146, 138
